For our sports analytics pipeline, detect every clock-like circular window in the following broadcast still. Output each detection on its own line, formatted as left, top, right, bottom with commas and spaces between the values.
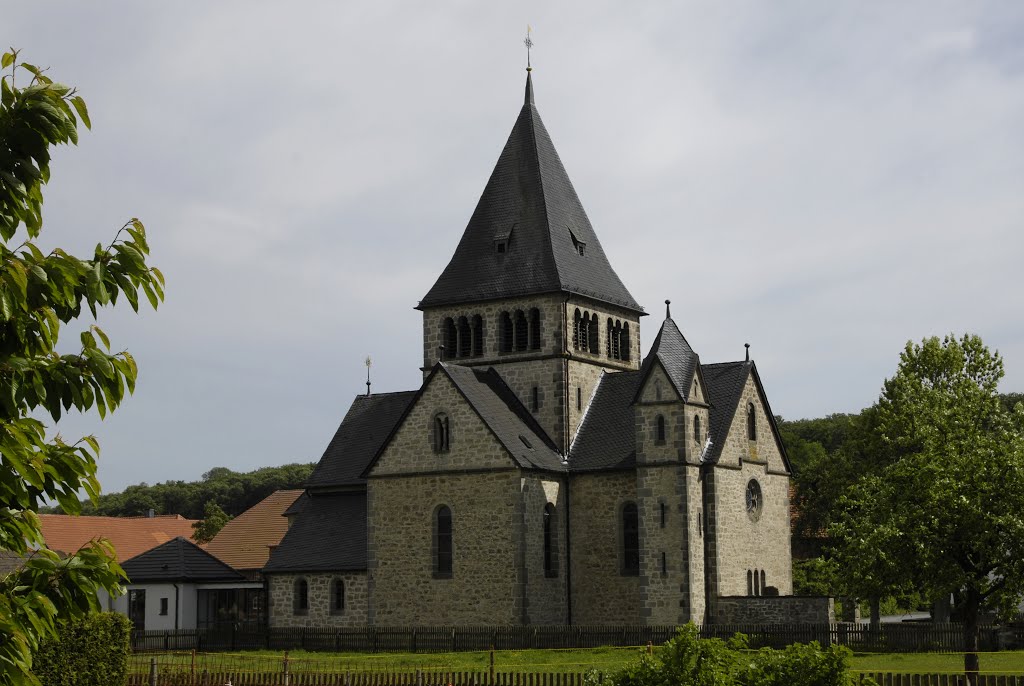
745, 479, 763, 521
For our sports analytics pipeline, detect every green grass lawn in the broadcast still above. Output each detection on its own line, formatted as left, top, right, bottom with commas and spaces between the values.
131, 647, 1024, 676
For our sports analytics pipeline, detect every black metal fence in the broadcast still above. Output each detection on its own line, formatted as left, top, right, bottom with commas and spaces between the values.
131, 622, 1020, 654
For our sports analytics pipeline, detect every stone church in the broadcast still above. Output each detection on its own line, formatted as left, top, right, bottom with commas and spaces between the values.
264, 72, 795, 627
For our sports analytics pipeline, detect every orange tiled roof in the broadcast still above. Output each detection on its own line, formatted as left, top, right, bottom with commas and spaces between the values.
204, 490, 303, 571
39, 514, 198, 563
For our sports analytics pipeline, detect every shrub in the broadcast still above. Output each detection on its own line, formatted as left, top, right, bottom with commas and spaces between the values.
32, 612, 131, 686
599, 624, 872, 686
736, 641, 859, 686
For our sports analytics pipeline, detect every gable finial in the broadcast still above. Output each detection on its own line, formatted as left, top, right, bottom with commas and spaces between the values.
438, 344, 446, 362
365, 356, 372, 396
745, 343, 750, 362
665, 299, 671, 319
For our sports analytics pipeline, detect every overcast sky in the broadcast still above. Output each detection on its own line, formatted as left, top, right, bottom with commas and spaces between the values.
7, 3, 1024, 493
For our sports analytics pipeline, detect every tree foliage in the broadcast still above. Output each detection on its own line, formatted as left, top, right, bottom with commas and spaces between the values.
52, 462, 315, 519
0, 49, 163, 685
830, 334, 1024, 683
191, 501, 231, 544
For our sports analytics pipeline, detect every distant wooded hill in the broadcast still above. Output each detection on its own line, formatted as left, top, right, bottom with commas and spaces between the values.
49, 463, 315, 519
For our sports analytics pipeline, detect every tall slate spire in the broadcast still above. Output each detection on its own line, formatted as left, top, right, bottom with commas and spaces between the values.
419, 74, 643, 313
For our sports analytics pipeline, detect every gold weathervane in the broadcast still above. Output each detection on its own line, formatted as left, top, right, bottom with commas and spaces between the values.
524, 25, 534, 71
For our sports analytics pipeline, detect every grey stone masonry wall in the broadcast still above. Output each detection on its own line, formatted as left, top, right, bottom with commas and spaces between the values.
422, 295, 565, 372
569, 472, 641, 625
709, 372, 793, 599
267, 572, 368, 627
562, 298, 642, 373
368, 470, 523, 625
714, 596, 834, 624
634, 364, 701, 625
493, 358, 565, 455
521, 476, 568, 625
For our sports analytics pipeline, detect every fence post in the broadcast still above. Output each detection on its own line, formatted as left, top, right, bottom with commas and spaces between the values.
149, 657, 157, 686
489, 648, 495, 686
283, 650, 290, 686
191, 649, 196, 684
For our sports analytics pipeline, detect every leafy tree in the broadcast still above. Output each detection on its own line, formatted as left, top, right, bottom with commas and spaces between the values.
191, 501, 231, 544
0, 49, 163, 684
65, 462, 315, 518
831, 334, 1024, 685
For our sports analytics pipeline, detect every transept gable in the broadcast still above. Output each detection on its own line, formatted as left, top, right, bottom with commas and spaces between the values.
363, 363, 564, 479
700, 361, 791, 474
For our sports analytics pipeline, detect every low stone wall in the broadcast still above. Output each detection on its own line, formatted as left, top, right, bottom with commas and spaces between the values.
713, 596, 833, 624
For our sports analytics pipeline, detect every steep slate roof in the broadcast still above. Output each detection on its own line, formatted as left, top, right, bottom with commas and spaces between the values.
419, 74, 643, 313
263, 493, 367, 573
441, 363, 565, 472
569, 371, 639, 471
700, 361, 751, 464
306, 392, 417, 489
40, 514, 198, 563
204, 489, 303, 572
121, 537, 243, 583
635, 317, 700, 403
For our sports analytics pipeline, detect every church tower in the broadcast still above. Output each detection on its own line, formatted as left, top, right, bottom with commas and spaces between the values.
418, 73, 645, 453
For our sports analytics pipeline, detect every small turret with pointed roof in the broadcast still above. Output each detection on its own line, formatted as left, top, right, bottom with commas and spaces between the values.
635, 305, 701, 403
419, 72, 642, 313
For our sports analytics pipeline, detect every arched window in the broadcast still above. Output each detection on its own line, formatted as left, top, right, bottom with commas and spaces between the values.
754, 568, 761, 596
612, 320, 621, 360
529, 308, 541, 350
432, 413, 450, 453
573, 309, 582, 351
500, 312, 513, 353
434, 505, 453, 578
747, 570, 754, 596
443, 318, 457, 360
587, 314, 599, 353
654, 379, 661, 401
543, 503, 558, 577
655, 415, 666, 444
514, 310, 528, 351
621, 323, 631, 361
293, 578, 308, 614
694, 415, 701, 445
747, 403, 757, 441
330, 578, 345, 614
457, 316, 471, 358
472, 315, 484, 356
622, 503, 640, 576
606, 318, 613, 357
760, 570, 767, 594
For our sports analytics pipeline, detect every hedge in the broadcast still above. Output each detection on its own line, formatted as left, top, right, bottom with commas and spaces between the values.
33, 612, 132, 686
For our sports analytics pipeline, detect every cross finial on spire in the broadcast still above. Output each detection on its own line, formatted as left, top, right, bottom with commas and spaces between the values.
665, 299, 671, 319
365, 356, 372, 396
524, 25, 534, 72
745, 343, 750, 362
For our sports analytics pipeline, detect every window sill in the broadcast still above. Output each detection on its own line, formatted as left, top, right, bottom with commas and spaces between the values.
433, 572, 453, 580
293, 610, 308, 616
